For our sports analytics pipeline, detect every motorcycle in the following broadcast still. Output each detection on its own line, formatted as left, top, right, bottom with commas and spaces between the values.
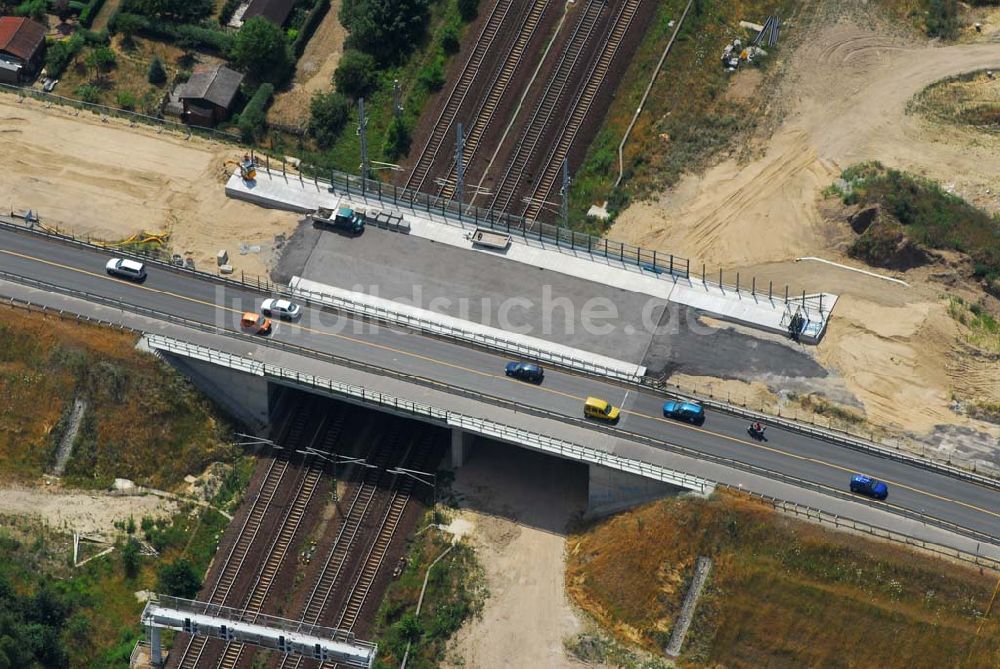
746, 424, 768, 442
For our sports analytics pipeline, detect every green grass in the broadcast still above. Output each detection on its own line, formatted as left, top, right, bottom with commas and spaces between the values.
833, 162, 1000, 281
372, 511, 486, 669
0, 305, 238, 487
567, 493, 1000, 669
946, 295, 1000, 352
567, 0, 800, 232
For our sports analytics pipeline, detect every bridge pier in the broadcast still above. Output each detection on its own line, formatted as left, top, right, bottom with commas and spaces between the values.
587, 464, 696, 518
450, 428, 472, 468
150, 627, 162, 668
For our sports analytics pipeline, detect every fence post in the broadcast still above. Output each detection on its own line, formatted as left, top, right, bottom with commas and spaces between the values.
769, 280, 772, 300
752, 276, 755, 296
719, 268, 723, 288
785, 285, 789, 302
736, 272, 740, 294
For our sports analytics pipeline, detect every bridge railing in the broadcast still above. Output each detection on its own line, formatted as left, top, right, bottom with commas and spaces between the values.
142, 333, 999, 551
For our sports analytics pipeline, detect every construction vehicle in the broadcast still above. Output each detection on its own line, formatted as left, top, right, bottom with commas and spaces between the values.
225, 154, 257, 182
308, 201, 365, 235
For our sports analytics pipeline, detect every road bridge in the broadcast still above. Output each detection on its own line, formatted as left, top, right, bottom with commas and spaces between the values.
1, 223, 999, 561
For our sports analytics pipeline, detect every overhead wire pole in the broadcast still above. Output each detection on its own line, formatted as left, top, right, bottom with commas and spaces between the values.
560, 158, 570, 227
455, 122, 465, 221
393, 80, 403, 120
357, 97, 368, 197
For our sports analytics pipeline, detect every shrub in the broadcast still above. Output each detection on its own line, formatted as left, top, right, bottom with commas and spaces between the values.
121, 537, 141, 578
74, 84, 100, 102
308, 91, 350, 149
334, 49, 378, 99
457, 0, 478, 22
79, 0, 108, 28
218, 0, 242, 25
15, 0, 47, 21
383, 115, 411, 160
120, 0, 214, 23
293, 0, 331, 57
45, 34, 85, 78
926, 0, 960, 40
116, 90, 136, 110
85, 45, 117, 77
440, 23, 460, 55
157, 559, 201, 598
418, 56, 445, 92
239, 82, 274, 143
147, 55, 166, 85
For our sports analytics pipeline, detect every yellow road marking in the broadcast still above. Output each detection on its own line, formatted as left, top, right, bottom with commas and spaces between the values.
4, 247, 998, 522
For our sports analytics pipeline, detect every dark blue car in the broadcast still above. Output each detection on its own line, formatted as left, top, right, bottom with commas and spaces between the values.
662, 401, 705, 425
505, 361, 544, 383
850, 474, 889, 500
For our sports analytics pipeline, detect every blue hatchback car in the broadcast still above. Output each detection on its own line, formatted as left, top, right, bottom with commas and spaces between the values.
505, 361, 544, 383
662, 401, 705, 425
850, 474, 889, 500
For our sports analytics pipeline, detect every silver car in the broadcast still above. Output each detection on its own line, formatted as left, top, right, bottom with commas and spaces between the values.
260, 298, 301, 320
105, 258, 146, 281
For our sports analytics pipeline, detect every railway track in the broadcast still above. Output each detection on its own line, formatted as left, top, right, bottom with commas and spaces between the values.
487, 0, 605, 215
524, 0, 643, 222
404, 0, 517, 194
275, 424, 408, 669
215, 408, 349, 669
438, 0, 551, 201
331, 431, 435, 640
171, 400, 312, 669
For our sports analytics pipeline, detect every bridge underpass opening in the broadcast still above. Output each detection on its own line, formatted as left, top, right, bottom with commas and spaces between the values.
162, 387, 448, 669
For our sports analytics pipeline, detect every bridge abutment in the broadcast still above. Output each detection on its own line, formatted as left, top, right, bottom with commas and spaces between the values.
158, 353, 270, 431
450, 427, 472, 468
587, 464, 690, 518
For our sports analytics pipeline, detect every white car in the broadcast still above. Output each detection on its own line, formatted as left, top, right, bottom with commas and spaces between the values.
105, 258, 146, 281
260, 298, 301, 320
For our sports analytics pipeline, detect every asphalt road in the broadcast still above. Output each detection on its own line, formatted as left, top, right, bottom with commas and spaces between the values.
1, 225, 998, 541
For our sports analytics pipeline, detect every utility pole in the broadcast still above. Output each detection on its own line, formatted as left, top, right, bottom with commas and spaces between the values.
560, 158, 570, 227
357, 97, 368, 196
455, 123, 465, 220
393, 79, 403, 120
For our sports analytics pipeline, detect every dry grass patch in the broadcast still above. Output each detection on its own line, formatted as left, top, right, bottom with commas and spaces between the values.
0, 305, 235, 487
567, 492, 1000, 668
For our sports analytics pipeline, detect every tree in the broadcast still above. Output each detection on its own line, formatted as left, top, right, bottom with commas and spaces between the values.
440, 24, 460, 55
53, 0, 72, 23
231, 16, 293, 84
340, 0, 430, 65
114, 12, 146, 47
148, 55, 167, 84
86, 46, 117, 80
308, 91, 350, 149
15, 0, 46, 21
122, 537, 141, 578
333, 50, 377, 99
157, 559, 201, 598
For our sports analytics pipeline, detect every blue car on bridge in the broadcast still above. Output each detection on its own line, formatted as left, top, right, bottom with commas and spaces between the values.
662, 401, 705, 425
505, 362, 544, 383
850, 474, 889, 500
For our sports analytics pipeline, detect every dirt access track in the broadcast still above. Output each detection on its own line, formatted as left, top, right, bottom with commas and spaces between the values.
613, 5, 1000, 448
0, 95, 298, 278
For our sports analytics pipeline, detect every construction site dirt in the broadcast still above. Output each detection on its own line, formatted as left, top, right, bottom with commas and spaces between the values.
165, 391, 445, 669
399, 0, 657, 223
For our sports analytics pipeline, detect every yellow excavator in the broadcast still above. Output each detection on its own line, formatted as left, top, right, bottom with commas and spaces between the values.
225, 153, 257, 182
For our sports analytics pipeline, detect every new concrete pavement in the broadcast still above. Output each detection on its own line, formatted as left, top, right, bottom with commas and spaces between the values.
1, 225, 998, 546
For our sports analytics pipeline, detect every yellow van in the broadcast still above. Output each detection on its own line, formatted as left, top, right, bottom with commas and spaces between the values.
584, 396, 621, 422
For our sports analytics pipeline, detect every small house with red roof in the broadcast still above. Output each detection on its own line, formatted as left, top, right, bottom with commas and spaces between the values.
0, 16, 46, 84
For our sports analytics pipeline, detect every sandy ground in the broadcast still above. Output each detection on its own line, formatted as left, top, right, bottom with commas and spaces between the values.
0, 483, 178, 540
442, 441, 593, 669
267, 0, 348, 126
611, 3, 1000, 441
0, 94, 299, 277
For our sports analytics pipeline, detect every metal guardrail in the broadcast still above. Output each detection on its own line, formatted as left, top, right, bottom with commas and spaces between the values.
289, 282, 643, 383
746, 492, 1000, 572
1, 281, 996, 549
140, 333, 998, 549
143, 334, 713, 494
1, 214, 996, 489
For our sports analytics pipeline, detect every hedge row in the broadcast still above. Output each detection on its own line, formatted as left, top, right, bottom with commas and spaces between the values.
109, 12, 234, 55
238, 82, 274, 142
292, 0, 330, 57
79, 0, 107, 28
